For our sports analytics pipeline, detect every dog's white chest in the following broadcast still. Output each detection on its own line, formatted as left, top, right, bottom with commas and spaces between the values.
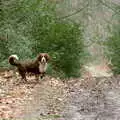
39, 63, 47, 73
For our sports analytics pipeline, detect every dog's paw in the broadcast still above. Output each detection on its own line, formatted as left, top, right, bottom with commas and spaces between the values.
40, 76, 44, 79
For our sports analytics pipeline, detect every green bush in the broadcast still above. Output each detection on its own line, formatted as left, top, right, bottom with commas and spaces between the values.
31, 19, 84, 77
106, 24, 120, 75
0, 0, 33, 64
0, 0, 85, 78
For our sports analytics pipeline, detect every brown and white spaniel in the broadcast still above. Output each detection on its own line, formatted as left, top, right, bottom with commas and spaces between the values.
8, 53, 50, 82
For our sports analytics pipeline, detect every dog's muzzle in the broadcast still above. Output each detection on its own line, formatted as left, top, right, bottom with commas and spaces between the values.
41, 57, 46, 63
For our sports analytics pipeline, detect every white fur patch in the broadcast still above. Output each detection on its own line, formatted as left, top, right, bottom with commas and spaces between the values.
39, 62, 48, 73
10, 54, 19, 60
41, 56, 46, 63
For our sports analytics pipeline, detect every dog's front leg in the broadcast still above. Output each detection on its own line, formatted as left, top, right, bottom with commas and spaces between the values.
40, 72, 45, 79
35, 74, 39, 82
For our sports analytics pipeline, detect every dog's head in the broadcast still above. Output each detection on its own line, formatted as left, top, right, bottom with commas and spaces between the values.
37, 53, 50, 63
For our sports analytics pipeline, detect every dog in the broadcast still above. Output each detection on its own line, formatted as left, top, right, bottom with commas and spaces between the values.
8, 53, 50, 82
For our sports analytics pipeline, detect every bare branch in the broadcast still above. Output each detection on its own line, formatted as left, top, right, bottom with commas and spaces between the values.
57, 2, 89, 19
99, 0, 120, 15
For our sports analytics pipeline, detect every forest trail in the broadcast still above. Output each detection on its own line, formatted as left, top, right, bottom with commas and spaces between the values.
1, 62, 120, 120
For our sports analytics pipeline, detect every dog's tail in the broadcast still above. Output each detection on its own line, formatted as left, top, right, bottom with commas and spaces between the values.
8, 54, 20, 66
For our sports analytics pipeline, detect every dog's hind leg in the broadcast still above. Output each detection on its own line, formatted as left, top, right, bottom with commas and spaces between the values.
19, 71, 27, 82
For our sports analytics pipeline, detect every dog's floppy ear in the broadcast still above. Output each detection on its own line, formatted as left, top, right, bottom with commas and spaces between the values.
45, 53, 50, 61
37, 54, 42, 61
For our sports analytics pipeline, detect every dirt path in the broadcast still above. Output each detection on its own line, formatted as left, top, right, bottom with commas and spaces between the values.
61, 63, 120, 120
62, 76, 120, 120
0, 71, 68, 119
19, 77, 68, 120
1, 63, 120, 120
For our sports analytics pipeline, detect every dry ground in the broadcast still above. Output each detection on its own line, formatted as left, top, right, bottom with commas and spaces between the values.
0, 64, 120, 120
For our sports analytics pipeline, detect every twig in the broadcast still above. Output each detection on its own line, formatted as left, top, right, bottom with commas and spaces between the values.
99, 0, 120, 15
57, 2, 89, 19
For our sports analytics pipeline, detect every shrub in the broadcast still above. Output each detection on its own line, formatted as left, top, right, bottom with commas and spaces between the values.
106, 24, 120, 75
31, 18, 85, 77
0, 0, 33, 66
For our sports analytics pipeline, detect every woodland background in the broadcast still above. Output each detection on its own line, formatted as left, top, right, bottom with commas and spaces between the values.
0, 0, 120, 77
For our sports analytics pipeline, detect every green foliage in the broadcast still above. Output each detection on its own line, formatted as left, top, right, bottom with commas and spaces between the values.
31, 19, 84, 77
0, 0, 85, 78
106, 23, 120, 75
